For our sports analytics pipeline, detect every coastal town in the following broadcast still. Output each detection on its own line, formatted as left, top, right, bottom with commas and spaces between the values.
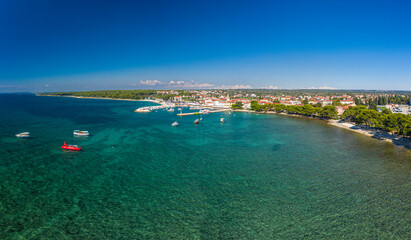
153, 89, 411, 115
134, 89, 411, 148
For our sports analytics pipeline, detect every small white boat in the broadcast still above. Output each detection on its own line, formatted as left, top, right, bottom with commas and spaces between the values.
171, 121, 179, 127
73, 130, 89, 136
194, 119, 200, 124
220, 118, 225, 123
199, 109, 210, 114
177, 108, 182, 111
167, 108, 175, 112
16, 132, 30, 138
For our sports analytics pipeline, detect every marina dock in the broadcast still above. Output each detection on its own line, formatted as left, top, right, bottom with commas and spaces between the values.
177, 109, 227, 116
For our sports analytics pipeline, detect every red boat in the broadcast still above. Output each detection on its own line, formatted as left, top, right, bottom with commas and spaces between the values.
61, 141, 81, 151
194, 119, 200, 124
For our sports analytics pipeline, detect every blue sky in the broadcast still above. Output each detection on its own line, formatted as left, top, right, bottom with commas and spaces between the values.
1, 0, 410, 92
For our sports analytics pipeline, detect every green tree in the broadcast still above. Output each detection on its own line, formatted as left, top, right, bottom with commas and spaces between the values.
320, 106, 337, 119
250, 101, 264, 111
383, 114, 398, 134
332, 98, 342, 106
314, 107, 322, 116
275, 104, 285, 113
231, 102, 243, 110
341, 108, 356, 122
382, 108, 391, 115
341, 105, 367, 122
314, 102, 322, 108
396, 114, 411, 136
302, 104, 315, 116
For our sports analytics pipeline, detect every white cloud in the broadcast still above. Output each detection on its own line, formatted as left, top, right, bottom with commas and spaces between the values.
306, 86, 336, 90
167, 80, 214, 89
184, 82, 214, 88
140, 80, 163, 86
216, 84, 253, 89
262, 85, 280, 89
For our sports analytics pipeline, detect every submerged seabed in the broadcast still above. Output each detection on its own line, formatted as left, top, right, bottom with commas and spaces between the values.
0, 94, 410, 239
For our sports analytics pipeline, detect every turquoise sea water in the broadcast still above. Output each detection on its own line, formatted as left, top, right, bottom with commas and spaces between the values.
0, 93, 410, 239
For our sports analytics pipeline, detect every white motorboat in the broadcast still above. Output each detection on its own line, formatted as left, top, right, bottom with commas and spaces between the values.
16, 132, 30, 138
220, 118, 225, 123
171, 121, 179, 127
199, 109, 210, 114
167, 108, 175, 112
73, 130, 89, 136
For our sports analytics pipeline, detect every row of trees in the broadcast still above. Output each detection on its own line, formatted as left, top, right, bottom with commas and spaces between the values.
341, 106, 411, 136
245, 101, 411, 137
40, 90, 178, 100
249, 101, 338, 119
354, 95, 410, 109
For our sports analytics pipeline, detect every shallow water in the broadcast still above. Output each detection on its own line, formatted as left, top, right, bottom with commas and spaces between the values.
0, 93, 410, 239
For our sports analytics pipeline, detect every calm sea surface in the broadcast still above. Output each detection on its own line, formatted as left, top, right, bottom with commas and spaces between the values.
0, 93, 410, 239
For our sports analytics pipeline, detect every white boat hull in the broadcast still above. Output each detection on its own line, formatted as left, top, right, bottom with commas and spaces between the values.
73, 130, 89, 136
16, 132, 30, 138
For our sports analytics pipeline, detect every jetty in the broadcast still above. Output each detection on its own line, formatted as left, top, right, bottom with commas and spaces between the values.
135, 103, 175, 112
177, 109, 227, 116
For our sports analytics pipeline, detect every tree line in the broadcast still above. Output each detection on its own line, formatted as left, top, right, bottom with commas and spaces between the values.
242, 101, 411, 137
341, 106, 411, 136
354, 95, 410, 110
40, 90, 177, 100
249, 101, 339, 119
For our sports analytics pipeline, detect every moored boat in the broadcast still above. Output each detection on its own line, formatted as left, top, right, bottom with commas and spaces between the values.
220, 118, 225, 123
61, 141, 81, 151
16, 132, 30, 138
73, 130, 89, 136
194, 119, 200, 124
199, 109, 210, 114
172, 121, 179, 127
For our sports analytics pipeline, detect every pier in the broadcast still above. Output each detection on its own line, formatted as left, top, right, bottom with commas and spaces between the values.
177, 109, 228, 116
